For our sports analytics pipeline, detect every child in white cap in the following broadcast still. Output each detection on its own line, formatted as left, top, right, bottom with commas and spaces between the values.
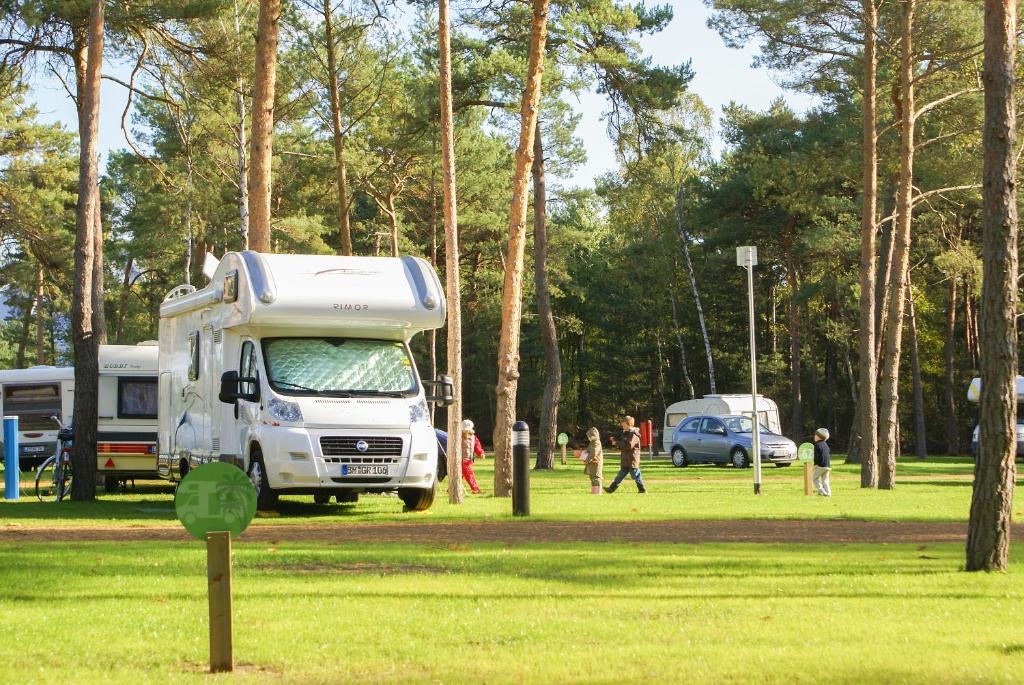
460, 419, 483, 494
812, 428, 831, 496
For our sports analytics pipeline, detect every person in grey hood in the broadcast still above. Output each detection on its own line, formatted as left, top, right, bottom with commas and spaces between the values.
582, 427, 604, 494
604, 416, 647, 494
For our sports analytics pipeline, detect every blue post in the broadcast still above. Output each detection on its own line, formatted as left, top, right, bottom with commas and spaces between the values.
3, 416, 18, 500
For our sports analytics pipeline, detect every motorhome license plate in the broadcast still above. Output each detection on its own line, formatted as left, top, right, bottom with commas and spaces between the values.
342, 464, 389, 476
23, 445, 46, 453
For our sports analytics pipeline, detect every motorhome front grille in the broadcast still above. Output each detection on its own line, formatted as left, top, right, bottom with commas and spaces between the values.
322, 456, 399, 465
319, 436, 404, 457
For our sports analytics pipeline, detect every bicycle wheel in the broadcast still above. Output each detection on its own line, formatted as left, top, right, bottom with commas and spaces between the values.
35, 455, 58, 501
54, 452, 72, 502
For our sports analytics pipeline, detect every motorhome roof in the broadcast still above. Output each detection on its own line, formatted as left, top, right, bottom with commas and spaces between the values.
98, 344, 158, 372
966, 376, 1024, 403
160, 251, 446, 341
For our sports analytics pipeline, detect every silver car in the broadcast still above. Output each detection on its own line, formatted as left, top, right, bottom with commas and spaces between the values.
669, 414, 797, 468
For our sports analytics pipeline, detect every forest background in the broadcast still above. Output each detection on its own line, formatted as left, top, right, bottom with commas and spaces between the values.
0, 0, 1008, 467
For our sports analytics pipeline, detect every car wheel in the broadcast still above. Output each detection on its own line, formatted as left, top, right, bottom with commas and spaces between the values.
313, 493, 331, 505
671, 447, 689, 468
399, 482, 436, 511
731, 448, 749, 469
247, 450, 278, 511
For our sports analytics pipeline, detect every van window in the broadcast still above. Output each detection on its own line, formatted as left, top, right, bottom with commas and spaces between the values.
2, 383, 60, 431
678, 417, 701, 433
239, 341, 259, 398
263, 338, 416, 396
665, 412, 688, 428
117, 378, 158, 419
188, 331, 200, 381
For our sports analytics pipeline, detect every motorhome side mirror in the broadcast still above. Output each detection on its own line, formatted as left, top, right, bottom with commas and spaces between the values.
425, 374, 455, 407
219, 371, 240, 404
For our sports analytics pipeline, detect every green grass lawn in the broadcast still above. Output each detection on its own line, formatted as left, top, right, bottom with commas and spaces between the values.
2, 540, 1023, 684
0, 455, 1011, 527
2, 455, 1023, 683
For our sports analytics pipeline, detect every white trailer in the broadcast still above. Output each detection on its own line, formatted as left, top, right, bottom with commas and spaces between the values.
0, 343, 159, 483
0, 366, 74, 468
662, 394, 782, 454
157, 251, 452, 511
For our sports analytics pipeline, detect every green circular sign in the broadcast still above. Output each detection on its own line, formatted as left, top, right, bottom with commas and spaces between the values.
557, 432, 569, 446
175, 462, 257, 540
797, 442, 814, 464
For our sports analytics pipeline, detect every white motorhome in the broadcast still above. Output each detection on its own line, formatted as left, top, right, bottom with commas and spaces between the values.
662, 394, 782, 454
157, 251, 452, 511
966, 376, 1024, 457
0, 366, 74, 468
0, 343, 159, 484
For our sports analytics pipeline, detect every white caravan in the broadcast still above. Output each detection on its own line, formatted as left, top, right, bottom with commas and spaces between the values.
96, 343, 159, 486
966, 376, 1024, 457
157, 251, 452, 511
0, 366, 74, 468
662, 394, 782, 454
0, 343, 159, 484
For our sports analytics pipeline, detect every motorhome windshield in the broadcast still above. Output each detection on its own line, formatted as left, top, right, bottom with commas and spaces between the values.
263, 338, 417, 397
724, 416, 776, 435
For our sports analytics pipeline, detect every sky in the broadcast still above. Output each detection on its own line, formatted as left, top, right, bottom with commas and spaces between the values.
22, 0, 816, 191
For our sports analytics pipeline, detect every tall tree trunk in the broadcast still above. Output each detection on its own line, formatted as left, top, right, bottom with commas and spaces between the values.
233, 0, 249, 248
945, 275, 960, 454
877, 0, 916, 490
846, 345, 862, 460
247, 0, 281, 252
967, 0, 1018, 573
577, 332, 587, 427
532, 120, 561, 471
116, 256, 134, 343
858, 0, 879, 485
673, 187, 715, 393
907, 279, 927, 458
323, 0, 353, 255
70, 0, 104, 501
387, 193, 399, 257
668, 288, 695, 399
92, 198, 106, 344
785, 230, 803, 438
34, 262, 45, 364
439, 0, 464, 505
16, 298, 31, 368
492, 0, 550, 496
875, 176, 897, 361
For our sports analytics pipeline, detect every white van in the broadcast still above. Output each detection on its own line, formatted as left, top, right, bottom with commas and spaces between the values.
157, 251, 452, 511
663, 394, 782, 454
0, 344, 159, 484
966, 376, 1024, 457
0, 366, 74, 468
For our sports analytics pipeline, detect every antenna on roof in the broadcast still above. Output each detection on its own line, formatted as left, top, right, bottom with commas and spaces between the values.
202, 252, 220, 281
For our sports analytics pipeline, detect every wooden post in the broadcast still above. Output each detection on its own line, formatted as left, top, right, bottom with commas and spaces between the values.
804, 462, 813, 496
206, 531, 233, 673
560, 443, 567, 465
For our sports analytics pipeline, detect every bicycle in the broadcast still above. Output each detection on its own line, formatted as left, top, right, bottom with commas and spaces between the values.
35, 416, 74, 502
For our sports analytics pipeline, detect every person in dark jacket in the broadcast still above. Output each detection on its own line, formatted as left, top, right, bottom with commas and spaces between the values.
812, 427, 831, 496
604, 416, 647, 494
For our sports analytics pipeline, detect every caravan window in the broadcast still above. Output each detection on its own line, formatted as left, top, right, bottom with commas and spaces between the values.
117, 378, 158, 419
188, 331, 200, 381
665, 412, 688, 428
263, 338, 417, 396
2, 383, 60, 431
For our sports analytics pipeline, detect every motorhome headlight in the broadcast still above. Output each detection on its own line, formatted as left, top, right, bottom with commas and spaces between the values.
409, 398, 430, 425
268, 396, 303, 423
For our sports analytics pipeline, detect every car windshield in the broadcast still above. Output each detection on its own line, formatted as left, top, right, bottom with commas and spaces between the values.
263, 338, 416, 396
723, 416, 776, 434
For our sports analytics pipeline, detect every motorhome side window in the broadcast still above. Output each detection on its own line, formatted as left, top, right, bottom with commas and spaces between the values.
240, 341, 259, 398
117, 378, 158, 419
262, 338, 416, 396
188, 331, 200, 381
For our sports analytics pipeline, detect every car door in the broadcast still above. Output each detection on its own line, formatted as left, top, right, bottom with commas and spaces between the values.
700, 418, 729, 463
675, 417, 703, 460
235, 339, 262, 469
